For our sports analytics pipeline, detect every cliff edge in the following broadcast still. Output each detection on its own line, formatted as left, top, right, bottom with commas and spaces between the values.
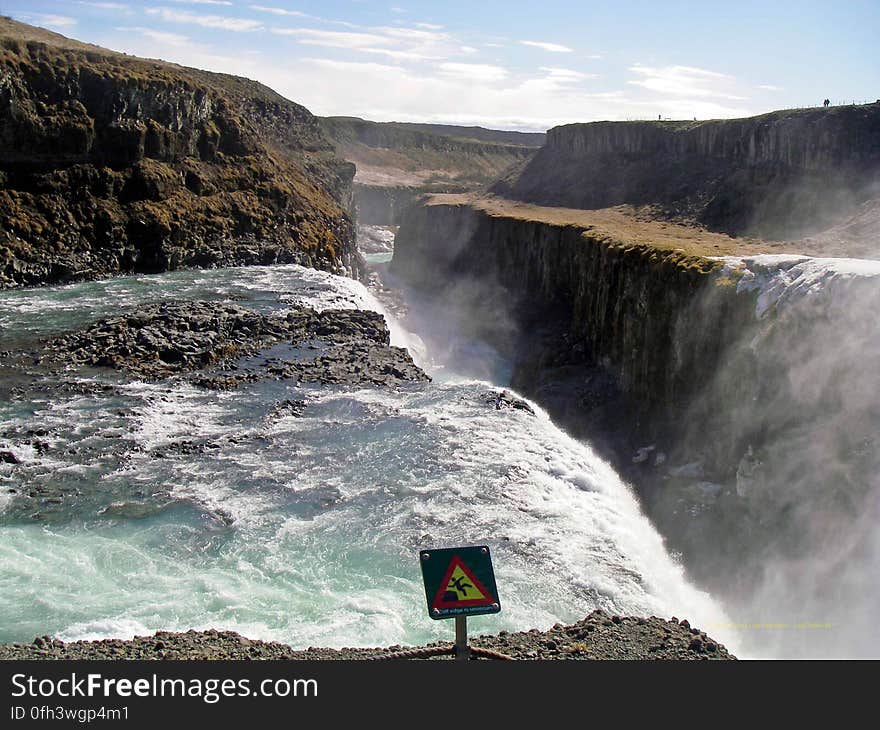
493, 105, 880, 240
0, 18, 360, 288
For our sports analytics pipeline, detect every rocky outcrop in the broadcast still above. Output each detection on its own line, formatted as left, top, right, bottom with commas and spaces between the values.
0, 610, 734, 660
493, 104, 880, 239
0, 18, 361, 288
33, 300, 428, 387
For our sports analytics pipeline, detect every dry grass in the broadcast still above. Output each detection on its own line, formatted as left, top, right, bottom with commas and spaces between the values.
429, 194, 875, 260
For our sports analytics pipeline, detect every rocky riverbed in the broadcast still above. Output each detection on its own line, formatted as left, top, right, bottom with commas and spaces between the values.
0, 294, 428, 520
4, 299, 428, 389
0, 610, 733, 660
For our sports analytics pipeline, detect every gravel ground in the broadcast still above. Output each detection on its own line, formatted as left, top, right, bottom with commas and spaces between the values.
0, 611, 733, 660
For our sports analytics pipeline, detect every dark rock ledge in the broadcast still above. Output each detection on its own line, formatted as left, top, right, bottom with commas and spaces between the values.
30, 299, 428, 388
0, 610, 733, 660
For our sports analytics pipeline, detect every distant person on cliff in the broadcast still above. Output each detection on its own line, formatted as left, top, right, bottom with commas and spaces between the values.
823, 98, 830, 107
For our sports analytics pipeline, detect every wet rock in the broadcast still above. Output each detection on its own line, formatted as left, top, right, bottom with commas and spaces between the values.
668, 461, 705, 479
0, 450, 21, 464
267, 399, 307, 419
482, 389, 535, 415
30, 299, 428, 389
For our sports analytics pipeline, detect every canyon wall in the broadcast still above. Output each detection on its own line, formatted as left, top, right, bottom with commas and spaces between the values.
393, 195, 880, 656
321, 116, 541, 225
392, 197, 754, 426
352, 183, 421, 227
493, 104, 880, 239
0, 18, 360, 288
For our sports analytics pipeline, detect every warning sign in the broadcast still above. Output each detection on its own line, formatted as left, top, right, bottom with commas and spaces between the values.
420, 546, 501, 619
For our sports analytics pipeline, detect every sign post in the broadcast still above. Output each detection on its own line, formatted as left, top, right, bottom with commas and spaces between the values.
455, 616, 468, 662
419, 545, 501, 661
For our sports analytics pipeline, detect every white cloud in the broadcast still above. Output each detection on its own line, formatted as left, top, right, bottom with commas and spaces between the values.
168, 0, 233, 5
100, 30, 754, 130
307, 58, 406, 76
415, 23, 443, 30
271, 24, 464, 62
90, 13, 757, 130
628, 64, 745, 100
115, 26, 190, 46
75, 1, 130, 10
271, 28, 392, 49
16, 14, 78, 30
758, 84, 783, 91
438, 62, 508, 82
146, 7, 264, 32
540, 67, 597, 82
371, 26, 446, 43
520, 40, 574, 53
248, 4, 306, 16
362, 48, 442, 61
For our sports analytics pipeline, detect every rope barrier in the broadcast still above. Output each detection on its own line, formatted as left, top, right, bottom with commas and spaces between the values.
469, 646, 515, 661
368, 644, 515, 660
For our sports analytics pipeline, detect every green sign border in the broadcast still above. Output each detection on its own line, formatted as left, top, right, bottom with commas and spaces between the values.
419, 545, 501, 620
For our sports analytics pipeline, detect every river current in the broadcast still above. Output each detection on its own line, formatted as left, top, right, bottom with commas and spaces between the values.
0, 248, 735, 651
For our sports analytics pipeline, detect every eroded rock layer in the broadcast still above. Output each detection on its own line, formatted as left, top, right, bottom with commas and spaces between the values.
0, 18, 361, 288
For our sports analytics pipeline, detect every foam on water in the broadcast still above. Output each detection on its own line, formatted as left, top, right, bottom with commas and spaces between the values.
706, 254, 880, 657
0, 264, 737, 651
718, 254, 880, 318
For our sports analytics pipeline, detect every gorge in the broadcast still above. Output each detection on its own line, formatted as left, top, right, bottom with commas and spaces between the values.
390, 107, 880, 657
1, 17, 878, 660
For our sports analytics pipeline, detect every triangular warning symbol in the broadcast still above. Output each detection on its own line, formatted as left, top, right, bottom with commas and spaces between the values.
431, 556, 496, 610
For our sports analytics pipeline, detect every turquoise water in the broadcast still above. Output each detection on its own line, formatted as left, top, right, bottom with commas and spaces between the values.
0, 265, 733, 649
364, 252, 393, 264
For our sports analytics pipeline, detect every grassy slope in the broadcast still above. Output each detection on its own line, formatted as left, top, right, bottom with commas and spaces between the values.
426, 193, 856, 259
320, 116, 540, 189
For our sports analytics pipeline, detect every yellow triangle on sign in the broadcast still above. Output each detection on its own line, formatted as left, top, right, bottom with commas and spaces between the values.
444, 564, 488, 601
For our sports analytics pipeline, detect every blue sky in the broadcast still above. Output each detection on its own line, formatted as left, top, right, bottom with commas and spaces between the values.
4, 0, 878, 130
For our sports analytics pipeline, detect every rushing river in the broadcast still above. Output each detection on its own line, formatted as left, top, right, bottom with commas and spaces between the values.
0, 256, 735, 651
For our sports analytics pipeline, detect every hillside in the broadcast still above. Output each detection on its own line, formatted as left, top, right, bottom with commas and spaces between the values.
320, 116, 543, 224
370, 121, 545, 148
0, 18, 360, 288
492, 104, 880, 241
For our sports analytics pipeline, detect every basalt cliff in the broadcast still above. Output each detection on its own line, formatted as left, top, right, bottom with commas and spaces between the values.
395, 106, 880, 438
0, 18, 361, 289
493, 106, 880, 239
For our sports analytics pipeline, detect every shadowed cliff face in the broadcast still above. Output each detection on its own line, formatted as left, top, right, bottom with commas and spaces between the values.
493, 106, 880, 241
0, 18, 361, 288
392, 195, 880, 657
391, 197, 746, 430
